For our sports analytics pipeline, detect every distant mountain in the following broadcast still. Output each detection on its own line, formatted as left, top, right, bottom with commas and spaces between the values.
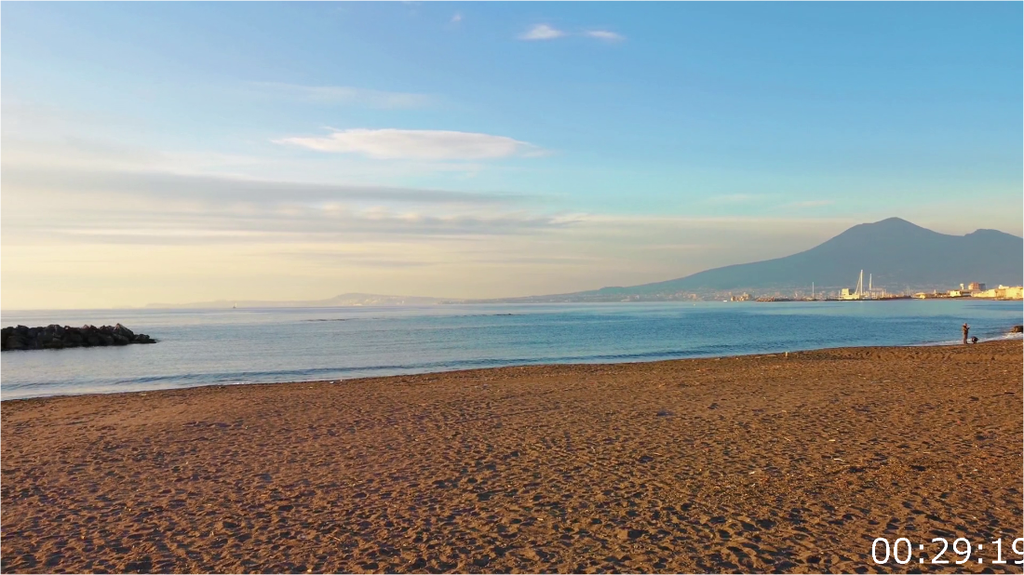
476, 218, 1022, 303
589, 217, 1023, 295
146, 293, 446, 309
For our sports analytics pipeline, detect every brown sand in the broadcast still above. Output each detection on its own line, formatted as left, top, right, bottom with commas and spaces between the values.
2, 341, 1022, 574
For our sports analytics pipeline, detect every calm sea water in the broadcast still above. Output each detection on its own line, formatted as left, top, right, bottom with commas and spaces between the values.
1, 300, 1021, 401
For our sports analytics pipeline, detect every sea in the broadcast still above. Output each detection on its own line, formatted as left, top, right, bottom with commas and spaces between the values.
1, 300, 1021, 401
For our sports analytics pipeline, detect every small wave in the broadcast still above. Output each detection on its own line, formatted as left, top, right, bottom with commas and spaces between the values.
917, 337, 962, 347
915, 332, 1021, 346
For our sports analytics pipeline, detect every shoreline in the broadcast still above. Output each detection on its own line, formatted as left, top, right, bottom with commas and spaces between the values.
3, 340, 1021, 573
3, 336, 1021, 403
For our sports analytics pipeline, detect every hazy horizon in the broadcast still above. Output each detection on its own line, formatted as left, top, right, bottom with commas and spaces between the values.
3, 216, 1021, 312
3, 3, 1022, 310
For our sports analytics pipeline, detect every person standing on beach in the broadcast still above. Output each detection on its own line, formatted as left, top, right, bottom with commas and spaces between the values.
962, 323, 970, 344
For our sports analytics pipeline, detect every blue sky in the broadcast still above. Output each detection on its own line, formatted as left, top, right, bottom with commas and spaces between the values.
2, 2, 1021, 308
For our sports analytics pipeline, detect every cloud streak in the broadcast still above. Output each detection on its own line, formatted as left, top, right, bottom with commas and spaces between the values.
584, 30, 625, 42
4, 204, 576, 246
2, 166, 564, 249
2, 167, 526, 207
274, 128, 542, 160
518, 24, 625, 42
519, 24, 566, 41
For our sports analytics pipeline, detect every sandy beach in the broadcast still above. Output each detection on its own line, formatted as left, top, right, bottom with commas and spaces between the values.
2, 340, 1021, 573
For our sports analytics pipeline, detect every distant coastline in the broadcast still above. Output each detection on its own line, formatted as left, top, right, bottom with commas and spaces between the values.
135, 289, 1022, 310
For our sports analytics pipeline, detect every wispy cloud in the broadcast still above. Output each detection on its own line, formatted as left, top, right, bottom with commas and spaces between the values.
254, 82, 431, 109
519, 24, 566, 41
584, 30, 625, 42
450, 12, 462, 24
274, 128, 542, 160
518, 24, 625, 42
2, 167, 562, 249
2, 167, 525, 207
15, 211, 573, 246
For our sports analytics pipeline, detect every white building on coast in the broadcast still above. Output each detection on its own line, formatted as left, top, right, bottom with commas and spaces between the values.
971, 285, 1024, 300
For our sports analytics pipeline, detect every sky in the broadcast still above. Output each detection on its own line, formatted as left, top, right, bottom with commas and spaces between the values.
2, 2, 1022, 309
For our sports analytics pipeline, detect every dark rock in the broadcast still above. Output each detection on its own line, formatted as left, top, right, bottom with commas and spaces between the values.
113, 323, 134, 338
1, 324, 157, 351
1012, 325, 1022, 333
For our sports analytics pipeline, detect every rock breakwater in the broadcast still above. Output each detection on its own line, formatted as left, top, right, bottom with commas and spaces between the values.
1, 324, 156, 351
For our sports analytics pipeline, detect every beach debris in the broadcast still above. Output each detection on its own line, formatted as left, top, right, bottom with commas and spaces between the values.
1, 323, 156, 351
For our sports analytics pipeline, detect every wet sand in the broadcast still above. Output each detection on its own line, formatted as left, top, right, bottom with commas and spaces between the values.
2, 341, 1022, 573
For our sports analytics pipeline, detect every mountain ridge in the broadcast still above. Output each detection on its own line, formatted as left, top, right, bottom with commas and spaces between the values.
579, 217, 1023, 296
475, 217, 1022, 302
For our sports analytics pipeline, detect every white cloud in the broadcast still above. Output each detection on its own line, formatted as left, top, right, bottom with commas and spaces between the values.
450, 12, 462, 24
519, 24, 566, 41
584, 30, 625, 42
274, 129, 541, 160
254, 82, 431, 109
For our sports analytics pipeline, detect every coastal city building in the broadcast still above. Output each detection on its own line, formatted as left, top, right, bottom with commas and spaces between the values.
971, 285, 1024, 300
912, 283, 1023, 300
